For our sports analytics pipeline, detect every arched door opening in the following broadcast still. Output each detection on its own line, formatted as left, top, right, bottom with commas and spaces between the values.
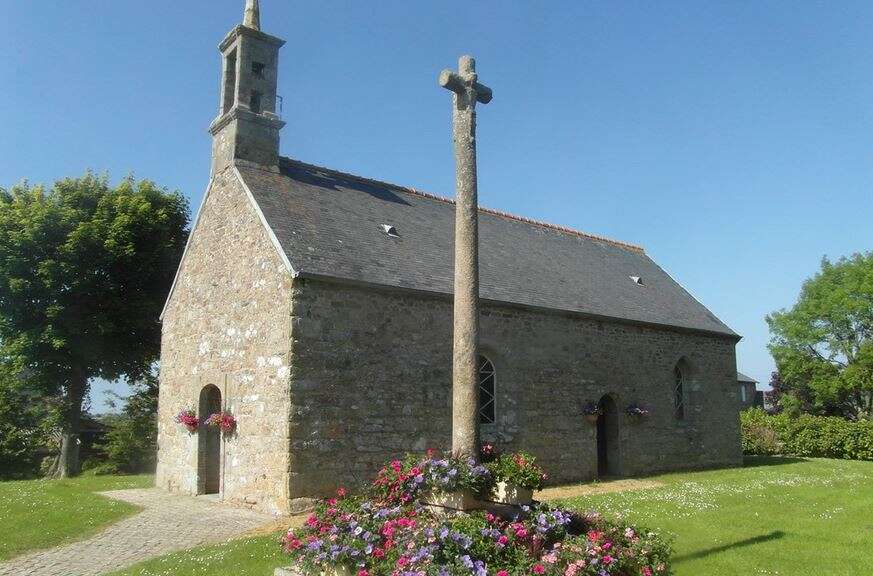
596, 394, 621, 478
198, 385, 222, 495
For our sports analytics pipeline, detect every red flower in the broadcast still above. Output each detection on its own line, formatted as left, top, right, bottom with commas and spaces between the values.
587, 530, 602, 542
532, 564, 545, 574
336, 487, 347, 498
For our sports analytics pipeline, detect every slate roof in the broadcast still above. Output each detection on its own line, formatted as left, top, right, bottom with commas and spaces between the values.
237, 157, 738, 338
737, 372, 758, 384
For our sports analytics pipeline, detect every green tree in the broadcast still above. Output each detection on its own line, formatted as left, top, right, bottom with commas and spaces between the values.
97, 370, 159, 474
766, 253, 873, 420
0, 366, 57, 478
0, 173, 188, 476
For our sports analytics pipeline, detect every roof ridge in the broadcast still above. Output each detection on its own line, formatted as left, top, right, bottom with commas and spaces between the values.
279, 157, 645, 254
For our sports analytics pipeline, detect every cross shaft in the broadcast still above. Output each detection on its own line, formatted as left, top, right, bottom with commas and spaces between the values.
439, 55, 492, 460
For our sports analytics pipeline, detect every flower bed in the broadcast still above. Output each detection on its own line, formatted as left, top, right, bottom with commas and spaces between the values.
372, 451, 491, 505
281, 452, 673, 575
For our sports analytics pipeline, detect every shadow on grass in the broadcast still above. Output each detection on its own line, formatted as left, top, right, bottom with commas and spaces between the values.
674, 530, 786, 562
742, 456, 807, 468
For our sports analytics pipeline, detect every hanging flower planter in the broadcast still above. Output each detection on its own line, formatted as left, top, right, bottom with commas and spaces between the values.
583, 401, 603, 424
174, 408, 200, 433
625, 403, 650, 421
204, 411, 237, 434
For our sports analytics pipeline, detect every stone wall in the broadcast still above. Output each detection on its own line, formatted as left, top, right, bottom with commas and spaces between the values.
288, 277, 742, 498
738, 381, 757, 410
156, 166, 294, 515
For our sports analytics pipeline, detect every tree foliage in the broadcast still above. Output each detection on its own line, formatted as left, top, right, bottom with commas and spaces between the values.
0, 173, 189, 475
94, 370, 159, 474
766, 253, 873, 420
0, 363, 60, 478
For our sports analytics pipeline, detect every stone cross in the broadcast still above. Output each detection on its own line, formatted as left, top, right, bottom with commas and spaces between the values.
244, 0, 261, 30
439, 55, 492, 459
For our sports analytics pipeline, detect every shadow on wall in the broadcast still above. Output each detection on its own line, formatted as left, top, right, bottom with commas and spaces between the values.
674, 530, 786, 563
741, 456, 808, 468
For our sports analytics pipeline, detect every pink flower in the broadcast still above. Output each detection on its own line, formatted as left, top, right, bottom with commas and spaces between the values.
642, 568, 653, 576
496, 572, 509, 576
602, 555, 614, 565
337, 487, 347, 498
532, 564, 545, 574
357, 571, 369, 576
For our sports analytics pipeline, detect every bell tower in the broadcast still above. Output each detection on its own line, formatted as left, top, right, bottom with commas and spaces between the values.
210, 0, 285, 174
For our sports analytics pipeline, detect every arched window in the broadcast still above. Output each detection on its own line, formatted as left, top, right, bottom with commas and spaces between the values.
674, 363, 686, 420
478, 356, 496, 425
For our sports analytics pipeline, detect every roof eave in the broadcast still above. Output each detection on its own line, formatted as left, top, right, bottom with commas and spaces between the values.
294, 271, 742, 341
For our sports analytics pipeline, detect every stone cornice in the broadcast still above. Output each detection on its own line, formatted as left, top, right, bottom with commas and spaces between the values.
219, 24, 285, 52
209, 106, 286, 135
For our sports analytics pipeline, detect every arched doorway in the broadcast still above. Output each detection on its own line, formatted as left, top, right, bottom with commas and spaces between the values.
198, 385, 222, 495
596, 394, 621, 478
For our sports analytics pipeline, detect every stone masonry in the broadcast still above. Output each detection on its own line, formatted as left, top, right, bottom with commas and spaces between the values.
287, 277, 742, 498
156, 166, 294, 514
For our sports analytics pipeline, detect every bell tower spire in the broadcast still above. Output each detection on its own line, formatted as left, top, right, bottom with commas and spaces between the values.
244, 0, 261, 30
209, 0, 285, 174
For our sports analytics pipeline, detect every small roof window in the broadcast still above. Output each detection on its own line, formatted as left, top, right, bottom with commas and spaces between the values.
381, 224, 399, 238
629, 275, 645, 286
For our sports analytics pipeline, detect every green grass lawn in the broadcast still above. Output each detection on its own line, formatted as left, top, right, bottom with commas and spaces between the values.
108, 458, 873, 576
109, 533, 287, 576
0, 473, 153, 561
559, 457, 873, 576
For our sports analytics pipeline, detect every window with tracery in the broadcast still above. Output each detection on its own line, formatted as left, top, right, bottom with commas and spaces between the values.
674, 364, 686, 420
478, 356, 496, 425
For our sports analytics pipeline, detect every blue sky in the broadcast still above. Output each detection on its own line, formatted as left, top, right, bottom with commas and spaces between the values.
2, 1, 871, 411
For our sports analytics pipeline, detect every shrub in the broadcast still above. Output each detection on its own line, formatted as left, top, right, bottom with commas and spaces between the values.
740, 408, 783, 455
486, 452, 548, 490
740, 408, 873, 460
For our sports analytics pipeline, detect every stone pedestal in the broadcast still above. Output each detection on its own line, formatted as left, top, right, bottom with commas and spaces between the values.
421, 489, 481, 512
492, 481, 534, 506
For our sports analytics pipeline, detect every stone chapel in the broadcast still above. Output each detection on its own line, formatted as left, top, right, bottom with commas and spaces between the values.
155, 1, 743, 515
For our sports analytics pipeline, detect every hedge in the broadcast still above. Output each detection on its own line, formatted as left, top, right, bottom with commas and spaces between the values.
741, 408, 873, 461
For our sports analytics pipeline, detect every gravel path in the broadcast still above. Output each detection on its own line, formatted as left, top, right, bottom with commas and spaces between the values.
0, 488, 271, 576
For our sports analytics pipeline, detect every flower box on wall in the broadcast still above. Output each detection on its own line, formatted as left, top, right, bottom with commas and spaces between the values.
493, 480, 534, 506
